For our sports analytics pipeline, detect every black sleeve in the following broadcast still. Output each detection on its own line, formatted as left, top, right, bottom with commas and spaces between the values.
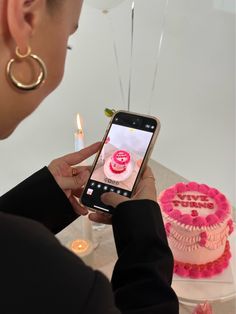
0, 167, 77, 233
0, 213, 121, 314
111, 200, 179, 314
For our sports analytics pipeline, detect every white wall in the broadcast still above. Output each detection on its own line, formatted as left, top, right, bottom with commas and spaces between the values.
0, 0, 235, 207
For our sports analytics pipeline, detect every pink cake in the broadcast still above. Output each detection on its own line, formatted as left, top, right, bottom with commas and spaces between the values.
158, 182, 234, 279
109, 150, 131, 174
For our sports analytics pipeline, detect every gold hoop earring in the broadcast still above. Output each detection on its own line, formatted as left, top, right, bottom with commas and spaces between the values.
15, 46, 32, 58
6, 46, 47, 91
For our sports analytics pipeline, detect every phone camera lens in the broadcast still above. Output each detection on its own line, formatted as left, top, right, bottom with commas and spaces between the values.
133, 117, 142, 127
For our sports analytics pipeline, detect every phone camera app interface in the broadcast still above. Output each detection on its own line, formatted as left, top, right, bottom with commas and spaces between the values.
90, 124, 153, 192
83, 114, 157, 213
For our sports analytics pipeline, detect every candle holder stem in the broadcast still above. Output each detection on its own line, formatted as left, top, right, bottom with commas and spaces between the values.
80, 215, 93, 242
78, 214, 99, 250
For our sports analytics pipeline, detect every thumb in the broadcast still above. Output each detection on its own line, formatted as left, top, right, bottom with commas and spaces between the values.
101, 192, 129, 208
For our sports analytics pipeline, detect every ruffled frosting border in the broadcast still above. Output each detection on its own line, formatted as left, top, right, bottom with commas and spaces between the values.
174, 240, 231, 278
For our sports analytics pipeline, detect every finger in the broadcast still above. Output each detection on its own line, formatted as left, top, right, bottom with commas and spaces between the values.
58, 170, 90, 190
72, 187, 85, 198
69, 195, 88, 216
62, 142, 101, 166
134, 167, 157, 201
88, 212, 112, 225
72, 165, 93, 175
133, 185, 157, 201
101, 192, 129, 208
139, 167, 156, 189
142, 166, 155, 180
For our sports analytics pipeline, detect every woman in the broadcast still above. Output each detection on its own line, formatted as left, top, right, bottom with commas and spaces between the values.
0, 1, 179, 313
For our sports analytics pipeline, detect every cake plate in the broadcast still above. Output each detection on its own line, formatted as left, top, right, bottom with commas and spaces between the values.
172, 226, 236, 305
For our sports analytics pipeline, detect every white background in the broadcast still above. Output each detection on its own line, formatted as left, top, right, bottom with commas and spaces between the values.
0, 0, 235, 207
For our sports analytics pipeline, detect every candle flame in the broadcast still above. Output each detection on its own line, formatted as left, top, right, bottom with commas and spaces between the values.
71, 239, 90, 254
76, 113, 82, 131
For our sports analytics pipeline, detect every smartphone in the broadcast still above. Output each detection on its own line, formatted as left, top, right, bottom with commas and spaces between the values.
80, 111, 160, 214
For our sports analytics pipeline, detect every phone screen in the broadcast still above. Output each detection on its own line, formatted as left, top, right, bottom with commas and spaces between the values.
81, 112, 159, 214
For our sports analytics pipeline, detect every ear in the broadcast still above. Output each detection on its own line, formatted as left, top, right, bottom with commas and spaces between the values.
7, 0, 46, 54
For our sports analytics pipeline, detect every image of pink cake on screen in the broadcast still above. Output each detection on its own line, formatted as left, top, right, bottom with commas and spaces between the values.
90, 124, 153, 191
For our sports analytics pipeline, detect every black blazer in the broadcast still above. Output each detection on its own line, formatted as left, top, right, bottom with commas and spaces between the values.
0, 167, 179, 314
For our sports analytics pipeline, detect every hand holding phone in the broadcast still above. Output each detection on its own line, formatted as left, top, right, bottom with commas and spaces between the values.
81, 111, 160, 214
88, 166, 157, 224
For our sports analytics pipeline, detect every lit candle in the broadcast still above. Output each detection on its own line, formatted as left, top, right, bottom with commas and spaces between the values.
71, 239, 91, 255
70, 239, 94, 266
74, 113, 85, 152
74, 113, 94, 247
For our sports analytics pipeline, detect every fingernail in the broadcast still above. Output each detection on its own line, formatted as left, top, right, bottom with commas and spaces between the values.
101, 193, 109, 204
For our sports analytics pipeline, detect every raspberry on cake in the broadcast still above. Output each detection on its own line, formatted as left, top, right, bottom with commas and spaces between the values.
158, 182, 234, 279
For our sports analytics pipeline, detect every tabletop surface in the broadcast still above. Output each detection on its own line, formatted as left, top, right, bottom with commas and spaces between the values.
57, 160, 236, 314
